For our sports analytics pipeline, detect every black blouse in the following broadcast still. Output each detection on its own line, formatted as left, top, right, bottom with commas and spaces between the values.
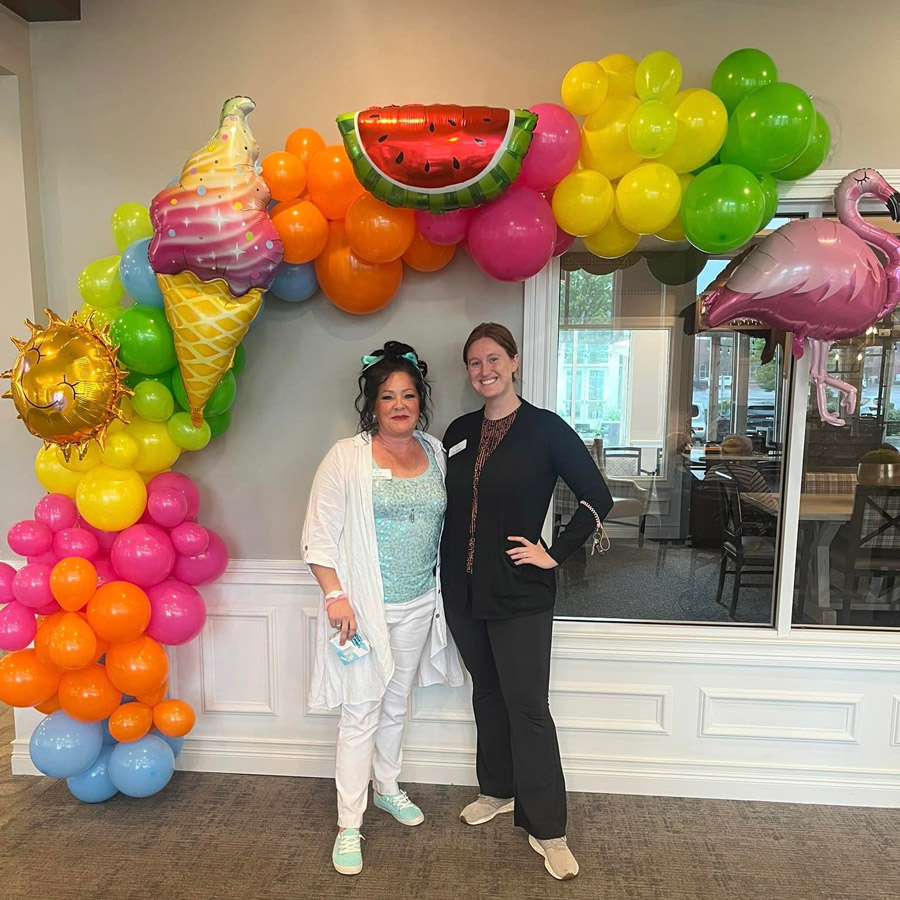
440, 399, 614, 619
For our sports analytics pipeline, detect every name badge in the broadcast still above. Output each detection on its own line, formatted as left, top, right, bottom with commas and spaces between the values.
448, 439, 467, 458
373, 467, 392, 480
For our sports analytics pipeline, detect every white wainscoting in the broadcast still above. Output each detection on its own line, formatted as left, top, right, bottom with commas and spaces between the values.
11, 559, 900, 807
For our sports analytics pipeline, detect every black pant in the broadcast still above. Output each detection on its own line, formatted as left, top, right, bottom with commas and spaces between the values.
445, 604, 567, 839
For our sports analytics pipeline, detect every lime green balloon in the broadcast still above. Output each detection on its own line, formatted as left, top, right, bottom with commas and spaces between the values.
207, 409, 232, 440
111, 202, 153, 252
168, 412, 211, 451
110, 305, 177, 375
232, 343, 247, 377
757, 173, 779, 227
78, 256, 124, 308
711, 48, 778, 115
773, 113, 831, 181
132, 380, 175, 422
124, 369, 174, 392
171, 368, 236, 418
628, 100, 677, 159
682, 164, 765, 254
635, 51, 682, 102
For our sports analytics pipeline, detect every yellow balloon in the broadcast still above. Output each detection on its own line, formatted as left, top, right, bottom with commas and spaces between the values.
551, 170, 615, 238
615, 164, 682, 235
77, 256, 124, 308
35, 445, 83, 498
656, 174, 694, 241
580, 96, 642, 180
122, 414, 182, 474
100, 432, 140, 469
635, 51, 682, 103
76, 464, 147, 531
561, 61, 609, 116
59, 440, 102, 473
657, 89, 729, 174
628, 101, 678, 159
598, 54, 638, 98
583, 212, 640, 259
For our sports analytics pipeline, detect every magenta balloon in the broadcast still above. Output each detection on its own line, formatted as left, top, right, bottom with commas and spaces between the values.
170, 522, 210, 557
34, 494, 78, 533
35, 599, 61, 615
172, 530, 229, 586
146, 579, 207, 645
468, 187, 557, 282
0, 601, 37, 652
7, 520, 53, 557
94, 558, 117, 588
552, 226, 576, 257
518, 103, 581, 192
11, 563, 53, 608
414, 208, 475, 246
74, 519, 119, 555
111, 523, 176, 588
53, 527, 100, 562
0, 561, 14, 603
27, 550, 59, 566
148, 472, 200, 520
146, 487, 189, 529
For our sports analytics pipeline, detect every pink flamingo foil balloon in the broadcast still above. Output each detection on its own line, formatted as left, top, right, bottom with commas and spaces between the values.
704, 168, 900, 426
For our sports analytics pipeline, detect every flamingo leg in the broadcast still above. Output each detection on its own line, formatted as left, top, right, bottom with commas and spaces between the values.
809, 339, 853, 426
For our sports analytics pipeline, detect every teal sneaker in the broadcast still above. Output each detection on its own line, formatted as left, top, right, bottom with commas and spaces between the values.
373, 789, 425, 826
332, 828, 363, 875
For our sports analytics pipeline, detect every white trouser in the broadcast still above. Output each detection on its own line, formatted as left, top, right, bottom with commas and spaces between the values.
335, 588, 435, 829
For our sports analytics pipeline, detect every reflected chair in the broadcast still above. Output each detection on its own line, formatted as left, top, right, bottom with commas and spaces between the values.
602, 446, 642, 477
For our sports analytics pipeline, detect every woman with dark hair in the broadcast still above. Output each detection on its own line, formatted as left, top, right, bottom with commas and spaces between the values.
441, 323, 613, 881
302, 341, 463, 876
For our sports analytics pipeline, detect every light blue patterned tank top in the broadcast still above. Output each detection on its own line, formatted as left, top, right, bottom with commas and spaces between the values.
373, 439, 446, 604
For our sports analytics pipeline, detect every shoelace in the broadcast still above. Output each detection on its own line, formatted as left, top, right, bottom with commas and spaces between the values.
337, 831, 364, 854
539, 837, 570, 851
477, 793, 510, 806
385, 790, 416, 810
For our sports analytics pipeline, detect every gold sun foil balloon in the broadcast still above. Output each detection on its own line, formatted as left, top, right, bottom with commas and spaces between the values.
2, 309, 131, 459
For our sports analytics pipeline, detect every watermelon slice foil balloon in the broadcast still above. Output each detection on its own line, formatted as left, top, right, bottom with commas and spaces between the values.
337, 104, 538, 212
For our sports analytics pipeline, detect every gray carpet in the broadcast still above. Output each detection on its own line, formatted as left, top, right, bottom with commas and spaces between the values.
3, 705, 900, 899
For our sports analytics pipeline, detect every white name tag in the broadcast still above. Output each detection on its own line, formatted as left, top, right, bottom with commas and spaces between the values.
448, 439, 467, 458
373, 467, 392, 480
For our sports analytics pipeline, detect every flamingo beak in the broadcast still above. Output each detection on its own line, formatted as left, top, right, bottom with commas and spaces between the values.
886, 192, 900, 222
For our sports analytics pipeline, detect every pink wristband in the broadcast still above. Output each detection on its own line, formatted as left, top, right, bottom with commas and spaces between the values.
324, 592, 347, 609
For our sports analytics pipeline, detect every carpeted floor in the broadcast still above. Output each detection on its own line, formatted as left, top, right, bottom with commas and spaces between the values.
2, 705, 900, 899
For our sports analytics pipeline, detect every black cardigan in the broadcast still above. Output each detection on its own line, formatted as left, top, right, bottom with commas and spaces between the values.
440, 399, 613, 619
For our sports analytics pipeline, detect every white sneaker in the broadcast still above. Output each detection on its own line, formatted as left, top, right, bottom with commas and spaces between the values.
528, 834, 579, 880
459, 793, 515, 825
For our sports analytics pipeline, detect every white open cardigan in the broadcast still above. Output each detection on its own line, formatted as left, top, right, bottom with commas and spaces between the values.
301, 430, 464, 710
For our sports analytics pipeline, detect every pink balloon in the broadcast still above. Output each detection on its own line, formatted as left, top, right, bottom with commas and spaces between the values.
11, 563, 53, 608
518, 103, 581, 192
146, 579, 208, 645
74, 519, 119, 555
94, 558, 117, 587
172, 530, 229, 586
553, 226, 576, 257
34, 494, 78, 533
7, 520, 53, 557
0, 601, 37, 652
53, 527, 100, 562
27, 550, 59, 567
468, 187, 557, 282
147, 487, 189, 529
170, 522, 210, 557
148, 472, 200, 520
0, 561, 14, 603
414, 208, 475, 246
111, 524, 176, 588
35, 599, 61, 616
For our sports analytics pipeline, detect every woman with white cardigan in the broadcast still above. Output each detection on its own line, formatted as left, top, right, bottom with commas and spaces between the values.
301, 341, 463, 876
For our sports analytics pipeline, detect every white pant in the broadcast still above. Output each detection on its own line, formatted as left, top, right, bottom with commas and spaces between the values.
335, 588, 435, 829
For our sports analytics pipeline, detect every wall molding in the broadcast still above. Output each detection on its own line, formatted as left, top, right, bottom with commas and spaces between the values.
776, 168, 900, 203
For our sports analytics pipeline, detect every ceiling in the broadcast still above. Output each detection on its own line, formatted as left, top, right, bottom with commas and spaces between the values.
1, 1, 80, 21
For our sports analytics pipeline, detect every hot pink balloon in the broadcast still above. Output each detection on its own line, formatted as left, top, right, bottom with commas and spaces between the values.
146, 487, 189, 529
7, 520, 53, 557
34, 494, 78, 533
146, 579, 208, 645
11, 563, 53, 608
35, 599, 61, 616
27, 550, 59, 567
74, 519, 119, 555
172, 530, 229, 586
111, 524, 176, 588
518, 103, 581, 192
94, 558, 117, 588
148, 472, 200, 520
468, 187, 556, 282
0, 561, 14, 603
0, 601, 37, 652
53, 527, 100, 561
170, 522, 210, 557
552, 226, 575, 257
414, 208, 475, 246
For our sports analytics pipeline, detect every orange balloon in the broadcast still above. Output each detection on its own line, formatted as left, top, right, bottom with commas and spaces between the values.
271, 199, 329, 264
345, 193, 416, 264
261, 151, 307, 202
306, 145, 364, 220
402, 230, 457, 272
315, 221, 403, 315
50, 557, 98, 612
76, 610, 109, 660
86, 580, 151, 643
35, 694, 62, 714
58, 663, 121, 722
284, 127, 325, 167
105, 635, 169, 696
48, 612, 98, 670
108, 701, 153, 743
136, 681, 167, 706
34, 612, 66, 672
0, 649, 61, 707
153, 699, 196, 738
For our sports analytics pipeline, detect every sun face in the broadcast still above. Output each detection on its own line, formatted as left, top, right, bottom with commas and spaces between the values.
2, 309, 131, 459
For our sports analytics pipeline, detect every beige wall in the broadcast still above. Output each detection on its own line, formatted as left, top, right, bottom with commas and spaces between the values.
5, 0, 900, 556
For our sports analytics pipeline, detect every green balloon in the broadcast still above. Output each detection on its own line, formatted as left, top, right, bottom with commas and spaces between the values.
125, 369, 174, 392
78, 256, 124, 308
757, 173, 779, 227
207, 408, 232, 440
645, 249, 710, 286
773, 113, 831, 181
232, 343, 247, 377
719, 82, 816, 174
167, 412, 211, 451
682, 164, 766, 254
711, 48, 778, 115
111, 202, 153, 252
171, 368, 237, 418
132, 380, 175, 422
110, 305, 177, 375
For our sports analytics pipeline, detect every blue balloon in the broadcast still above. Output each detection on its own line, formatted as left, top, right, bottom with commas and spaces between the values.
108, 734, 175, 798
268, 262, 318, 303
152, 728, 184, 758
67, 746, 118, 803
120, 237, 164, 308
29, 712, 104, 779
102, 718, 117, 745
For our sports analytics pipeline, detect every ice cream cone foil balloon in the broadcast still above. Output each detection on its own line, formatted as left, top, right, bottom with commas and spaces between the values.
149, 97, 283, 425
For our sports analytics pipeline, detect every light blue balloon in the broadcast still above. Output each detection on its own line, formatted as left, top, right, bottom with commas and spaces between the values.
102, 718, 117, 745
152, 728, 184, 758
67, 746, 118, 803
108, 734, 175, 798
120, 237, 164, 308
268, 261, 318, 303
29, 711, 104, 779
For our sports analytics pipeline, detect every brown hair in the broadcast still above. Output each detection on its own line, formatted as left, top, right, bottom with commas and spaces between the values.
462, 322, 519, 365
